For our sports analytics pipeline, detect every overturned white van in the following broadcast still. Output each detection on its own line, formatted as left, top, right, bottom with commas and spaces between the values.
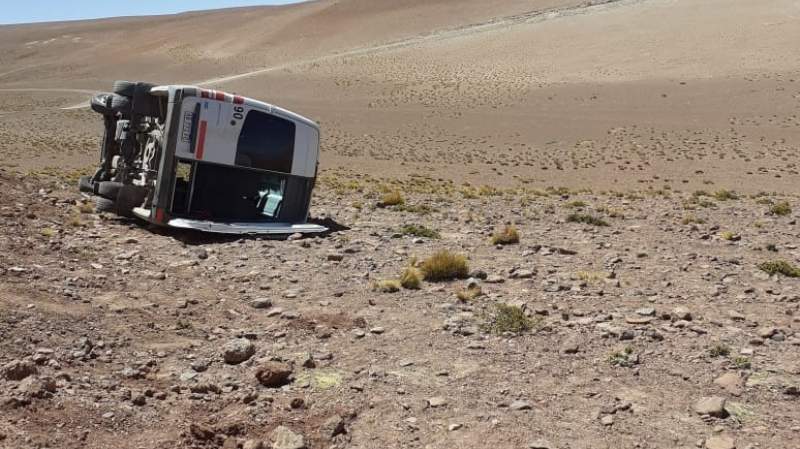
79, 81, 327, 235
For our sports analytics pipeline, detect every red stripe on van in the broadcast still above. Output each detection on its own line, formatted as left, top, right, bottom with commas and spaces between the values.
233, 95, 244, 104
196, 121, 208, 160
201, 90, 209, 99
215, 92, 225, 101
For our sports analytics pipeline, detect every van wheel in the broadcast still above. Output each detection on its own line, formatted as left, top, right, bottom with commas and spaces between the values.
94, 196, 116, 214
112, 80, 137, 97
116, 185, 148, 218
97, 181, 123, 200
78, 176, 93, 193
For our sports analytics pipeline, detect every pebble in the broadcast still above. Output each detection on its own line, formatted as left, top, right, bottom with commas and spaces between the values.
510, 400, 533, 411
250, 298, 272, 309
222, 338, 255, 365
254, 361, 293, 388
705, 434, 736, 449
427, 397, 447, 408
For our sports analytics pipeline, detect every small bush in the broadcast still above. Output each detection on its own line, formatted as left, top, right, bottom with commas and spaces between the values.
379, 191, 404, 207
399, 224, 440, 239
490, 225, 520, 245
769, 201, 792, 216
399, 266, 422, 290
566, 213, 609, 227
758, 260, 800, 278
564, 200, 587, 209
709, 343, 731, 357
713, 189, 738, 201
608, 346, 636, 367
681, 214, 705, 225
394, 203, 434, 215
733, 356, 752, 370
456, 285, 482, 302
40, 227, 56, 237
484, 304, 534, 334
372, 279, 401, 293
720, 231, 739, 241
421, 250, 469, 281
77, 202, 94, 214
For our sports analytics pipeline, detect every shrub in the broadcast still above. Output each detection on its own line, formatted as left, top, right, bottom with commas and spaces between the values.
713, 189, 738, 201
421, 250, 469, 281
769, 201, 792, 216
566, 213, 608, 227
399, 224, 440, 239
733, 356, 752, 370
490, 225, 520, 245
708, 343, 731, 357
681, 214, 705, 225
379, 191, 404, 207
608, 346, 636, 367
564, 200, 587, 209
77, 202, 94, 214
399, 266, 422, 290
40, 227, 56, 237
484, 304, 534, 334
372, 279, 401, 293
720, 231, 739, 241
758, 260, 800, 277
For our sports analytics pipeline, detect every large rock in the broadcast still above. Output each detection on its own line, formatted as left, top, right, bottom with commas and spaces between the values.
694, 396, 728, 418
255, 361, 293, 387
1, 360, 38, 381
271, 426, 305, 449
223, 339, 256, 365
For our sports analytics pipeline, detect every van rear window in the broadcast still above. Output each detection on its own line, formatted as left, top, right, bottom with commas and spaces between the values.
236, 110, 296, 173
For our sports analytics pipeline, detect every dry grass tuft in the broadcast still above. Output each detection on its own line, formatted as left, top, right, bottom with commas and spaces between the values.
456, 285, 483, 302
421, 250, 469, 282
758, 260, 800, 278
566, 213, 608, 227
372, 279, 401, 293
378, 191, 404, 207
769, 201, 792, 216
490, 225, 520, 245
400, 266, 423, 290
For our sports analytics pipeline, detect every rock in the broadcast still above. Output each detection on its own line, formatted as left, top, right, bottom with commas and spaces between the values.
705, 434, 736, 449
189, 423, 216, 441
321, 414, 346, 438
448, 423, 463, 431
727, 311, 746, 321
528, 440, 552, 449
600, 415, 614, 426
485, 275, 505, 284
287, 233, 303, 241
223, 338, 256, 365
758, 327, 778, 339
271, 425, 305, 449
326, 253, 344, 261
510, 400, 533, 411
636, 307, 656, 316
243, 440, 264, 449
131, 394, 146, 406
714, 373, 744, 396
18, 376, 57, 398
1, 360, 38, 381
369, 327, 385, 334
673, 306, 693, 321
694, 396, 728, 418
560, 336, 581, 354
510, 269, 535, 279
427, 397, 447, 408
250, 298, 272, 309
625, 316, 653, 325
255, 361, 293, 387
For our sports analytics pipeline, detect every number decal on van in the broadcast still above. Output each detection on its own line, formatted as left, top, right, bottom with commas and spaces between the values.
233, 106, 244, 121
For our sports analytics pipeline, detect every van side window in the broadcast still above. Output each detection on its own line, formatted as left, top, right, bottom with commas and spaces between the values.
236, 110, 296, 173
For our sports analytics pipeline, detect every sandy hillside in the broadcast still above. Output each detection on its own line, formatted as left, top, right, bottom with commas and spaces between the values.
1, 1, 799, 449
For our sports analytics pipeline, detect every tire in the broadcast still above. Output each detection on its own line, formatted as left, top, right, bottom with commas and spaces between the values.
110, 94, 131, 115
116, 185, 148, 218
94, 196, 116, 214
97, 181, 123, 200
90, 93, 113, 115
78, 176, 93, 193
112, 80, 137, 97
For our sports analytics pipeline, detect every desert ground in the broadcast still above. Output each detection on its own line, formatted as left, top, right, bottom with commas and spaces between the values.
1, 0, 799, 448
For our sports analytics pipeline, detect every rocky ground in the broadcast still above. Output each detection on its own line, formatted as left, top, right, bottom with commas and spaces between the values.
1, 167, 798, 449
